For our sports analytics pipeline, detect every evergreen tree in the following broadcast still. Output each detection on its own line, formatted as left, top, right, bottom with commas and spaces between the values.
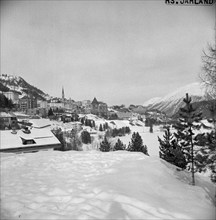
80, 117, 85, 125
127, 132, 149, 155
89, 120, 93, 128
196, 102, 216, 182
0, 94, 14, 109
85, 119, 88, 126
99, 124, 103, 131
105, 122, 109, 130
81, 130, 91, 144
149, 123, 153, 133
113, 139, 125, 151
48, 107, 54, 117
125, 126, 131, 134
159, 127, 187, 169
205, 131, 216, 183
99, 136, 111, 152
173, 93, 202, 185
103, 123, 106, 131
112, 128, 118, 137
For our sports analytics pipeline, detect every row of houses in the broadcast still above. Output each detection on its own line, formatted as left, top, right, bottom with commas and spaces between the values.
2, 88, 146, 121
2, 87, 109, 117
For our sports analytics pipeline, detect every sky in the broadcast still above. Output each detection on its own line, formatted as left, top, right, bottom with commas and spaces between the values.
1, 0, 215, 106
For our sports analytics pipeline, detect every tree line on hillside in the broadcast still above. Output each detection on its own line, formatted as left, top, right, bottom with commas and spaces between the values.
158, 93, 216, 184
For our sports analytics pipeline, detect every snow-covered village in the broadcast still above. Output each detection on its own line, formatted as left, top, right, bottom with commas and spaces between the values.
0, 1, 216, 220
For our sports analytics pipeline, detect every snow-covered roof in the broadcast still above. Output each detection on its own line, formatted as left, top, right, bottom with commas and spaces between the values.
13, 112, 30, 119
0, 128, 60, 150
28, 119, 51, 128
0, 112, 16, 118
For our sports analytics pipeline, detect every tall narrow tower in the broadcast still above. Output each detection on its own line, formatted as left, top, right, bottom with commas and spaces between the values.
62, 86, 65, 107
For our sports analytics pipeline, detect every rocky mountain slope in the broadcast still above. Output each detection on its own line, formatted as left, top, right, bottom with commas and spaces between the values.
0, 74, 48, 100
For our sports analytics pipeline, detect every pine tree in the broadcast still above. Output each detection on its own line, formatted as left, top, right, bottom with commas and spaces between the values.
196, 102, 216, 182
99, 136, 111, 152
173, 93, 202, 185
128, 132, 149, 155
81, 130, 91, 144
99, 124, 103, 131
159, 127, 187, 169
80, 117, 85, 125
149, 123, 153, 133
205, 130, 216, 182
103, 123, 106, 131
113, 139, 125, 151
92, 120, 96, 128
85, 119, 88, 126
48, 107, 54, 117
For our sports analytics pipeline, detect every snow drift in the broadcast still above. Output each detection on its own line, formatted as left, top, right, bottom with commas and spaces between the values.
1, 151, 215, 220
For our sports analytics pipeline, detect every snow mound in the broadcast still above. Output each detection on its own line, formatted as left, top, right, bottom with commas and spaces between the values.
1, 151, 215, 220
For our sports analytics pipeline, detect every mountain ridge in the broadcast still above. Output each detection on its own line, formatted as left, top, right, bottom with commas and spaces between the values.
0, 74, 49, 100
143, 82, 206, 116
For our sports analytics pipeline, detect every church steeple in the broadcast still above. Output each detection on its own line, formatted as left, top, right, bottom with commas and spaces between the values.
62, 86, 65, 104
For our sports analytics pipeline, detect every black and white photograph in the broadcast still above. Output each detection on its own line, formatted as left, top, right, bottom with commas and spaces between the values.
0, 0, 215, 219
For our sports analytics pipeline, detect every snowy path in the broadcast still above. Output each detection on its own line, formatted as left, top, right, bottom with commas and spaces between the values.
1, 151, 215, 220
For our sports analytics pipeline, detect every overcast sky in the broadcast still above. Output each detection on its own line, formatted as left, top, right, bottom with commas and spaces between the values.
1, 0, 215, 105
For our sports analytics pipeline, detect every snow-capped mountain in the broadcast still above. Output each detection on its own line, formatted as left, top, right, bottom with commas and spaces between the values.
143, 82, 206, 116
143, 97, 162, 107
0, 74, 49, 100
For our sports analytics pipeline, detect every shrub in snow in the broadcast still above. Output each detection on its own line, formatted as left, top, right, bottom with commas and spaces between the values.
158, 127, 187, 169
113, 139, 125, 151
81, 130, 91, 144
99, 136, 111, 152
127, 132, 149, 156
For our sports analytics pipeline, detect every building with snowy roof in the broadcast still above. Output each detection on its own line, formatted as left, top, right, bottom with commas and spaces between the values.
0, 127, 61, 153
91, 97, 108, 117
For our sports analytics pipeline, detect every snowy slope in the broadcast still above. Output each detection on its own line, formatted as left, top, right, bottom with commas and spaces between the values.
143, 97, 162, 107
0, 151, 215, 220
143, 82, 206, 116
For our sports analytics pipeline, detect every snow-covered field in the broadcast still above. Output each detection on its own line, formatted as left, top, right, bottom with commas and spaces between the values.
1, 150, 215, 220
1, 116, 215, 219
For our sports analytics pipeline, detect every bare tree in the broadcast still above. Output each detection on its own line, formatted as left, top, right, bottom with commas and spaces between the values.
200, 43, 216, 99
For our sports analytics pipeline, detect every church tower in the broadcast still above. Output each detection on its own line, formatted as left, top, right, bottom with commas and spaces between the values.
62, 86, 65, 107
